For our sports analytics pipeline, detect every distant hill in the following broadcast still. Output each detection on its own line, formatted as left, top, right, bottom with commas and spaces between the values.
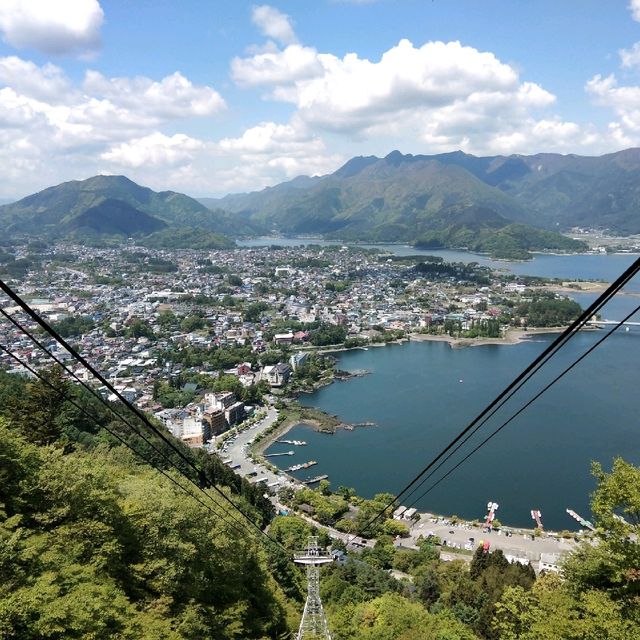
0, 175, 251, 247
202, 150, 603, 257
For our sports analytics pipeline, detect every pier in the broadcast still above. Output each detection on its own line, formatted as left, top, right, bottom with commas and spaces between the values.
285, 460, 318, 472
587, 320, 640, 327
302, 474, 329, 485
264, 450, 294, 457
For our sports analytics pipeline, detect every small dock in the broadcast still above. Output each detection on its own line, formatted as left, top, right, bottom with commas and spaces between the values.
277, 439, 307, 446
264, 450, 294, 457
302, 474, 329, 485
566, 508, 595, 531
285, 460, 318, 472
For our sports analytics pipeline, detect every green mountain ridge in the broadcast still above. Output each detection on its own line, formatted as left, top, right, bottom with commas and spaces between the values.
0, 175, 246, 247
204, 150, 595, 257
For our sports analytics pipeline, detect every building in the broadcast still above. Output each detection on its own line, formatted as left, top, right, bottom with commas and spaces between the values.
225, 401, 245, 426
538, 552, 562, 574
263, 362, 292, 387
202, 407, 228, 435
290, 351, 308, 371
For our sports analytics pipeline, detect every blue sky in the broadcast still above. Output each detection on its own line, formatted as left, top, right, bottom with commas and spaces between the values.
1, 1, 640, 198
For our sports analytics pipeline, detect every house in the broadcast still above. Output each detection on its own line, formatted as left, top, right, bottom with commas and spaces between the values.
538, 552, 562, 574
202, 408, 227, 435
263, 363, 292, 387
273, 332, 294, 345
237, 362, 252, 375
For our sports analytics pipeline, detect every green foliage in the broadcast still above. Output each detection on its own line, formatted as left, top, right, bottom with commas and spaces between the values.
494, 574, 637, 640
124, 317, 155, 340
329, 592, 477, 640
160, 344, 256, 371
51, 315, 95, 338
325, 280, 351, 292
141, 227, 234, 249
244, 301, 269, 323
321, 559, 401, 609
269, 515, 313, 552
0, 421, 290, 639
292, 487, 349, 525
515, 293, 582, 327
180, 314, 206, 332
4, 366, 70, 446
309, 323, 348, 346
562, 459, 640, 606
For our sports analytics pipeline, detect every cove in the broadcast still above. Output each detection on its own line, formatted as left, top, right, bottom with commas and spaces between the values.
266, 333, 640, 531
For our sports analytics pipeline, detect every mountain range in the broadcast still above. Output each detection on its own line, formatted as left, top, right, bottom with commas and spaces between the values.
3, 148, 640, 257
0, 175, 250, 248
206, 148, 640, 237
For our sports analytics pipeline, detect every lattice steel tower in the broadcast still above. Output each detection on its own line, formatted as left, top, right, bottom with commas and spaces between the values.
294, 536, 334, 640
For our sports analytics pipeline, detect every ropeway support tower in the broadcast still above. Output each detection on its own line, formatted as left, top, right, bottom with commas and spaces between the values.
294, 537, 334, 639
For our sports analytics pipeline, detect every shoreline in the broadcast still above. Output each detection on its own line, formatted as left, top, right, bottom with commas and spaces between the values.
407, 326, 577, 348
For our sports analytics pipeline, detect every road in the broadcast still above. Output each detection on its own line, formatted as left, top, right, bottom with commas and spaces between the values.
221, 407, 298, 494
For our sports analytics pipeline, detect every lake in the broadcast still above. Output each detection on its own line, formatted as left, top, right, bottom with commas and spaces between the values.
261, 245, 640, 530
266, 333, 640, 531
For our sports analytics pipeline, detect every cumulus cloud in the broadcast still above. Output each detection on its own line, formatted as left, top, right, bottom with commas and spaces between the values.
251, 5, 297, 45
0, 0, 104, 56
0, 56, 233, 196
101, 132, 205, 168
630, 0, 640, 22
586, 74, 640, 146
218, 120, 324, 155
230, 37, 585, 156
231, 44, 323, 86
83, 70, 226, 119
0, 56, 71, 102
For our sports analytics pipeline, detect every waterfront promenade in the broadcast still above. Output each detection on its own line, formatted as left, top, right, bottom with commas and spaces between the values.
219, 410, 580, 567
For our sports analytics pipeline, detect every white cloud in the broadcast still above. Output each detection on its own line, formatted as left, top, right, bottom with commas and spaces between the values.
83, 70, 226, 119
586, 74, 640, 146
0, 0, 104, 56
620, 42, 640, 68
0, 57, 232, 197
231, 44, 323, 87
231, 37, 582, 156
251, 5, 297, 45
630, 0, 640, 22
218, 120, 324, 155
101, 132, 205, 168
0, 56, 71, 102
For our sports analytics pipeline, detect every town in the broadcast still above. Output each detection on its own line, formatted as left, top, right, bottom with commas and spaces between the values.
0, 240, 586, 451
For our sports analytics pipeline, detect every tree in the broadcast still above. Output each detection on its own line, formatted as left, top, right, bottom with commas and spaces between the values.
563, 458, 640, 603
180, 314, 205, 332
6, 366, 70, 445
124, 318, 155, 340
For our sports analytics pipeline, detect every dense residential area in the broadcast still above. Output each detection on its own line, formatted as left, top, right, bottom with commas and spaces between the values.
0, 241, 585, 449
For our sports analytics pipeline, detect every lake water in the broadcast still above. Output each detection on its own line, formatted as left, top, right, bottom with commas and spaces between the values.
238, 237, 640, 292
261, 244, 640, 530
267, 333, 640, 531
